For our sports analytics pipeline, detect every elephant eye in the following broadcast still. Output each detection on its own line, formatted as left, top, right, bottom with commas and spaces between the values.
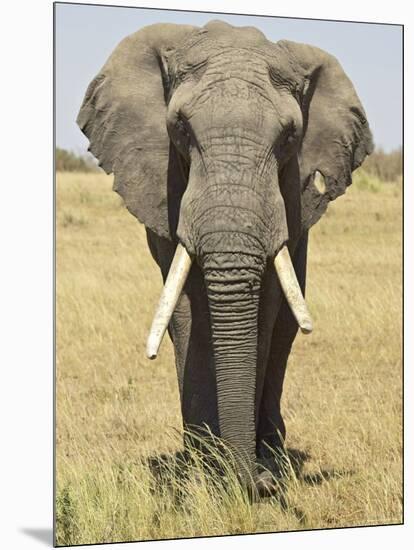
288, 119, 298, 136
281, 122, 297, 146
175, 118, 188, 135
273, 120, 299, 162
169, 114, 192, 159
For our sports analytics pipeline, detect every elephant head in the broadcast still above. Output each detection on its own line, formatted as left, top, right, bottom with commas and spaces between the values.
77, 20, 373, 489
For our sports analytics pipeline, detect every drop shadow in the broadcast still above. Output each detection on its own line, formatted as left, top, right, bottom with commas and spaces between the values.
146, 449, 193, 485
146, 427, 227, 489
20, 527, 54, 546
146, 448, 221, 512
146, 445, 354, 514
285, 448, 354, 485
302, 468, 356, 486
286, 447, 312, 477
260, 446, 354, 525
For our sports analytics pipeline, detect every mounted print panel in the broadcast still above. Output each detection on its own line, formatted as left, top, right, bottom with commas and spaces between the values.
55, 2, 403, 546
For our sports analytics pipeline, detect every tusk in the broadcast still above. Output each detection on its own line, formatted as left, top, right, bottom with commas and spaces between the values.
274, 246, 313, 334
146, 243, 192, 360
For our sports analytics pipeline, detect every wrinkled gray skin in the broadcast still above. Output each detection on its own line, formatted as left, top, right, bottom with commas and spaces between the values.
78, 20, 373, 495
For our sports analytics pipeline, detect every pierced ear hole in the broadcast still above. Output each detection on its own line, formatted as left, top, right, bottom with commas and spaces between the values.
313, 171, 326, 194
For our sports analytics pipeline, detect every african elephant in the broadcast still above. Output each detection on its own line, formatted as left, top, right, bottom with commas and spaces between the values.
77, 20, 373, 495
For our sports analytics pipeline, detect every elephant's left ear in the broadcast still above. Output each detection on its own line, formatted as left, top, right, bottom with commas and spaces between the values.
277, 40, 374, 230
77, 23, 197, 240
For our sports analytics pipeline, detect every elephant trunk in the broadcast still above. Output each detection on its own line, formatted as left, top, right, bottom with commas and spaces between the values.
202, 246, 265, 486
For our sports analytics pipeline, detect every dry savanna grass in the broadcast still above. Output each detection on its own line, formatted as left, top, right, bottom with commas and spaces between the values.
56, 170, 402, 546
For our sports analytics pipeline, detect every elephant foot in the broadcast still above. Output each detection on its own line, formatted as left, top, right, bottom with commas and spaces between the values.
252, 451, 290, 499
250, 456, 291, 502
255, 469, 280, 497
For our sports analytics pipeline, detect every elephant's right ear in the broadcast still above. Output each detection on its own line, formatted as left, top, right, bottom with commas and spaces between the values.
276, 40, 374, 231
77, 23, 197, 239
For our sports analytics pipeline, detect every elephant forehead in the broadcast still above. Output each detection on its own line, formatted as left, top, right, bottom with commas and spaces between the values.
172, 32, 300, 98
174, 21, 272, 70
202, 20, 268, 45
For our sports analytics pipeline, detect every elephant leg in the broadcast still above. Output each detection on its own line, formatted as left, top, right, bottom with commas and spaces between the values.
145, 230, 219, 445
256, 232, 308, 457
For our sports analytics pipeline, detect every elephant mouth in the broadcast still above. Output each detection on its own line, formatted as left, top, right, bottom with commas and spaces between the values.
146, 242, 312, 360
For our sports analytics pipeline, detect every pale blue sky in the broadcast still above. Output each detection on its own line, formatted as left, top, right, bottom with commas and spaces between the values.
55, 2, 402, 153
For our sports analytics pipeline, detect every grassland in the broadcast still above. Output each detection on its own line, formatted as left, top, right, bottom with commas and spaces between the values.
55, 170, 402, 545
